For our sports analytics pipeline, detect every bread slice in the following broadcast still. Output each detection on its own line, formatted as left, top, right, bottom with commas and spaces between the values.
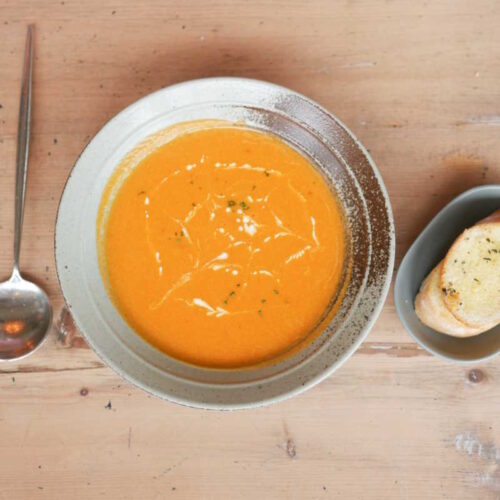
415, 261, 491, 337
440, 219, 500, 328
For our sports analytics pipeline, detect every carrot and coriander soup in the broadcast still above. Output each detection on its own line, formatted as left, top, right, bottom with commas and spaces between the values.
99, 124, 349, 368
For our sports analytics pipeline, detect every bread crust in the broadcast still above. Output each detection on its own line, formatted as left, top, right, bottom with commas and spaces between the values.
479, 208, 500, 225
415, 262, 490, 337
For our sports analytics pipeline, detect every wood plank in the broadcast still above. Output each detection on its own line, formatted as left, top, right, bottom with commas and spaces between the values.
1, 354, 499, 499
0, 0, 499, 497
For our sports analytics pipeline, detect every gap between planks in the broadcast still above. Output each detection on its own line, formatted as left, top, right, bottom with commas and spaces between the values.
0, 342, 430, 375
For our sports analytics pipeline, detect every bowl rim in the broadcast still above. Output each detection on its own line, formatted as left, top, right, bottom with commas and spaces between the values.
54, 77, 395, 409
394, 184, 500, 364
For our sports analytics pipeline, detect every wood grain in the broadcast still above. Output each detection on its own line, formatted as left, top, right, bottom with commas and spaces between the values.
1, 0, 500, 498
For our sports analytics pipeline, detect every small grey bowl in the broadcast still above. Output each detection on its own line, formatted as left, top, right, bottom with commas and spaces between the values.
394, 185, 500, 363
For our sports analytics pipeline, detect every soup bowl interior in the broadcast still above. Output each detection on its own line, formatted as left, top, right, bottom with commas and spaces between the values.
55, 78, 394, 409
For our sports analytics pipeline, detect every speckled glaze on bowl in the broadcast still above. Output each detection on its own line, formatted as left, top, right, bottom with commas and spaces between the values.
55, 78, 394, 409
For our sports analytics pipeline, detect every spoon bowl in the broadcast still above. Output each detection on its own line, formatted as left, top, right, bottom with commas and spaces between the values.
0, 271, 52, 360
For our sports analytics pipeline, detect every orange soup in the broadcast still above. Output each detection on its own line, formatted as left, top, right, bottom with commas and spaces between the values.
98, 124, 349, 368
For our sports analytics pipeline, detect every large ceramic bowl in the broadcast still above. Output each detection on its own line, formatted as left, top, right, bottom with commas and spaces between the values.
55, 78, 394, 409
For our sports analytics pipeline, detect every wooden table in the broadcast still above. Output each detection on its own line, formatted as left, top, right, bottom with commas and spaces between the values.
1, 1, 499, 498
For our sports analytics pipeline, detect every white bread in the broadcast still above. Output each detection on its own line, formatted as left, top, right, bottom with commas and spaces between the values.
440, 219, 500, 328
415, 261, 491, 337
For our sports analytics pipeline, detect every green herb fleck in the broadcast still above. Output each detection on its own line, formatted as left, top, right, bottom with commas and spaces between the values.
273, 289, 279, 295
252, 185, 257, 190
264, 170, 270, 177
487, 238, 491, 242
192, 202, 196, 207
223, 300, 228, 305
474, 278, 480, 283
483, 257, 492, 261
228, 200, 236, 207
240, 201, 247, 208
229, 291, 236, 297
258, 309, 263, 316
261, 298, 266, 304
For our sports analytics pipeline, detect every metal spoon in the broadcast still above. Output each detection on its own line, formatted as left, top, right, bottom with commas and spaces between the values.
0, 26, 52, 361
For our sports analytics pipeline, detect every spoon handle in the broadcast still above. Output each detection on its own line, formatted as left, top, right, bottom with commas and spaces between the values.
13, 25, 34, 274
